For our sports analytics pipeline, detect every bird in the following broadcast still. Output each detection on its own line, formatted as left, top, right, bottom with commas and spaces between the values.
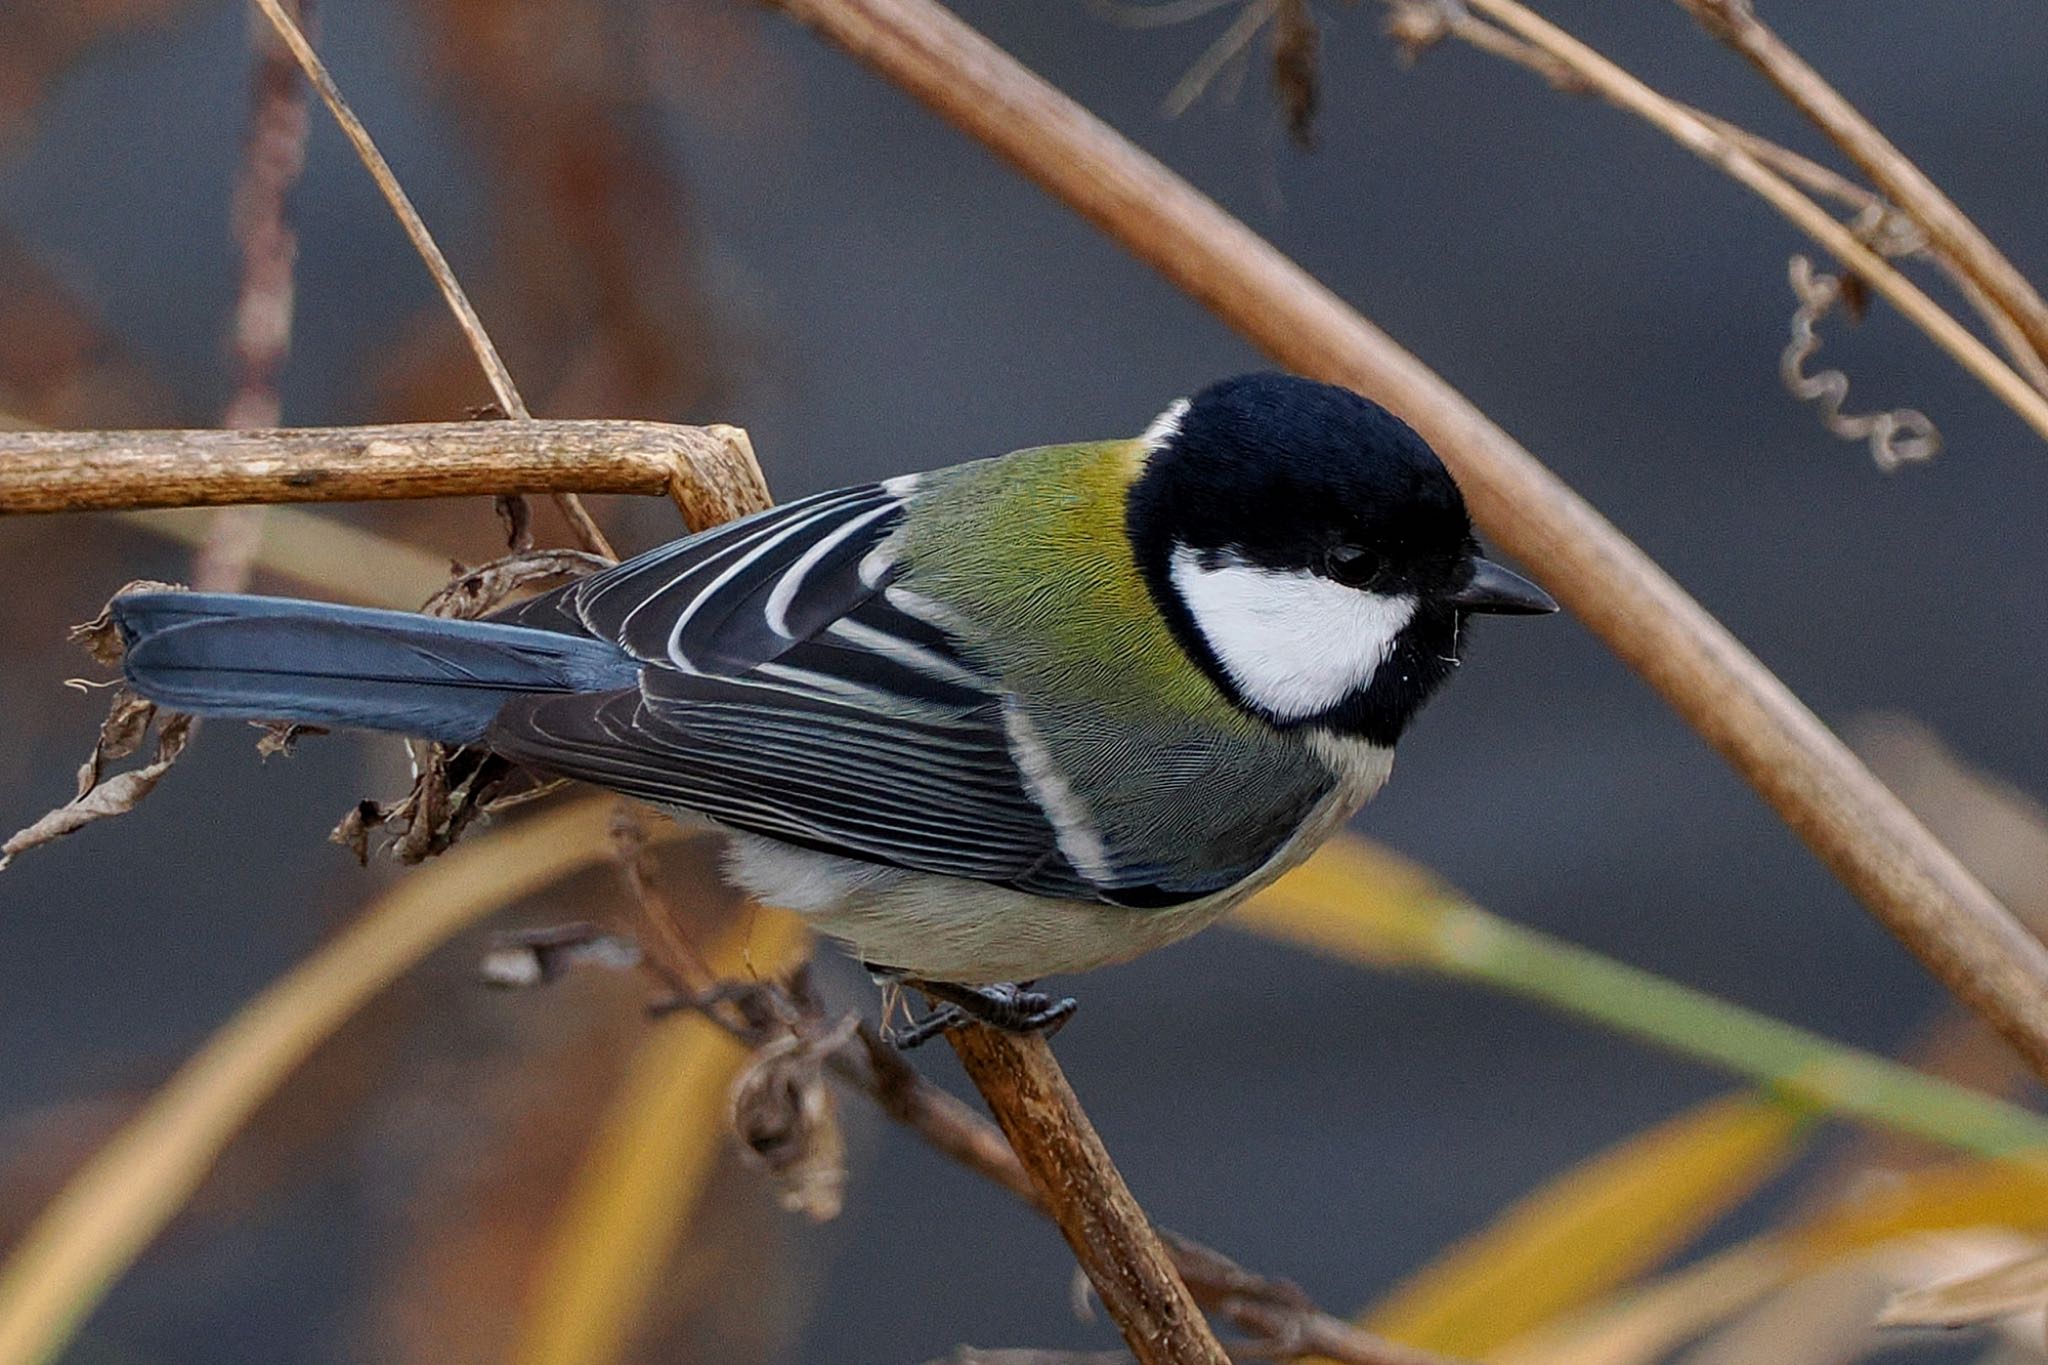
111, 373, 1555, 1043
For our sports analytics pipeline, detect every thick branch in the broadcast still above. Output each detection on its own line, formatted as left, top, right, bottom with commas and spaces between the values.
0, 421, 770, 533
1675, 0, 2048, 373
948, 1029, 1230, 1365
762, 0, 2048, 1079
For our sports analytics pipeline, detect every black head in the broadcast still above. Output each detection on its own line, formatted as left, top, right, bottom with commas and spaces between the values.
1126, 373, 1554, 745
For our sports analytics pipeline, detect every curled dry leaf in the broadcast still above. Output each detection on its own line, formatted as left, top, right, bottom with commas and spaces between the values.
2, 581, 194, 870
255, 720, 323, 757
2, 708, 192, 870
1878, 1243, 2048, 1330
420, 547, 612, 621
729, 1013, 859, 1222
330, 742, 544, 865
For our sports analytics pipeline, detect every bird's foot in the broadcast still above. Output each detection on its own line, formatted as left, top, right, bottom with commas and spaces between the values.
875, 976, 1078, 1049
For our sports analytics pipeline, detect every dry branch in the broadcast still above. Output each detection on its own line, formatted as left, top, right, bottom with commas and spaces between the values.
1674, 0, 2048, 375
0, 421, 770, 532
948, 1029, 1231, 1365
760, 0, 2048, 1080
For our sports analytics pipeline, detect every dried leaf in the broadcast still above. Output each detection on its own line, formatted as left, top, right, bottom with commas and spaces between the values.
2, 710, 191, 871
730, 1014, 857, 1222
420, 547, 608, 621
1879, 1245, 2048, 1330
77, 689, 157, 792
68, 579, 183, 666
255, 721, 323, 758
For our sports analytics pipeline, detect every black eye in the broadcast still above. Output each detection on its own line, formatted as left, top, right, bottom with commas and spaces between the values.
1323, 544, 1384, 589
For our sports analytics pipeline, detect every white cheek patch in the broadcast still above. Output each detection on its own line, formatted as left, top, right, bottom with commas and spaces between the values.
1168, 546, 1415, 722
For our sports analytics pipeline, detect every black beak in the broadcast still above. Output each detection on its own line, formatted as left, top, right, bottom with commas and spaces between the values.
1447, 557, 1558, 615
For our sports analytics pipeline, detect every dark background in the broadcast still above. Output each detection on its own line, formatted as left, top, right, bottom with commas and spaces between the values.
1, 1, 2044, 1359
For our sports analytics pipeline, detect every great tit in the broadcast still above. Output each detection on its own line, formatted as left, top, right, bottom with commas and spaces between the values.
111, 373, 1554, 1039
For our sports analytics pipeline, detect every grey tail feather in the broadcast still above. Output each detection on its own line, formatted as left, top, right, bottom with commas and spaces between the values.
112, 592, 640, 745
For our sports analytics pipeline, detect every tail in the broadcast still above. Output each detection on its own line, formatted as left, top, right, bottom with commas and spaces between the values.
112, 592, 639, 745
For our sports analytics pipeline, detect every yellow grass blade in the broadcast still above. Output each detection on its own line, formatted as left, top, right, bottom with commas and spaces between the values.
512, 909, 809, 1365
1360, 1093, 1812, 1357
0, 795, 694, 1365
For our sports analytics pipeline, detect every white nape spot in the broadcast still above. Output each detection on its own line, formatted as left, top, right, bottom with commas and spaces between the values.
1139, 398, 1190, 454
1169, 546, 1415, 722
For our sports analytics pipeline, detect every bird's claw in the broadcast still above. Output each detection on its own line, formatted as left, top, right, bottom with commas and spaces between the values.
885, 979, 1078, 1049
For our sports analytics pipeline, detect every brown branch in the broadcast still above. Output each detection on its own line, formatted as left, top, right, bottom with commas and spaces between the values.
244, 0, 613, 557
946, 1028, 1231, 1365
1675, 0, 2048, 375
759, 0, 2048, 1080
0, 421, 770, 532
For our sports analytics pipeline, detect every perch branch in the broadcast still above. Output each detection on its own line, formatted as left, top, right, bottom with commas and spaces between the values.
666, 980, 1447, 1363
947, 1029, 1231, 1365
760, 0, 2048, 1079
610, 811, 1439, 1364
1673, 0, 2048, 374
245, 0, 613, 556
0, 421, 770, 533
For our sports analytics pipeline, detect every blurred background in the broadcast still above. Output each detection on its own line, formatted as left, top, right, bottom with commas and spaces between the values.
2, 0, 2046, 1360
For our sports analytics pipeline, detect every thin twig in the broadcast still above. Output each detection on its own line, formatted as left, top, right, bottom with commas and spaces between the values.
243, 0, 614, 558
0, 421, 771, 531
1384, 3, 2048, 399
759, 0, 2048, 1082
1446, 0, 2048, 446
1673, 0, 2048, 376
